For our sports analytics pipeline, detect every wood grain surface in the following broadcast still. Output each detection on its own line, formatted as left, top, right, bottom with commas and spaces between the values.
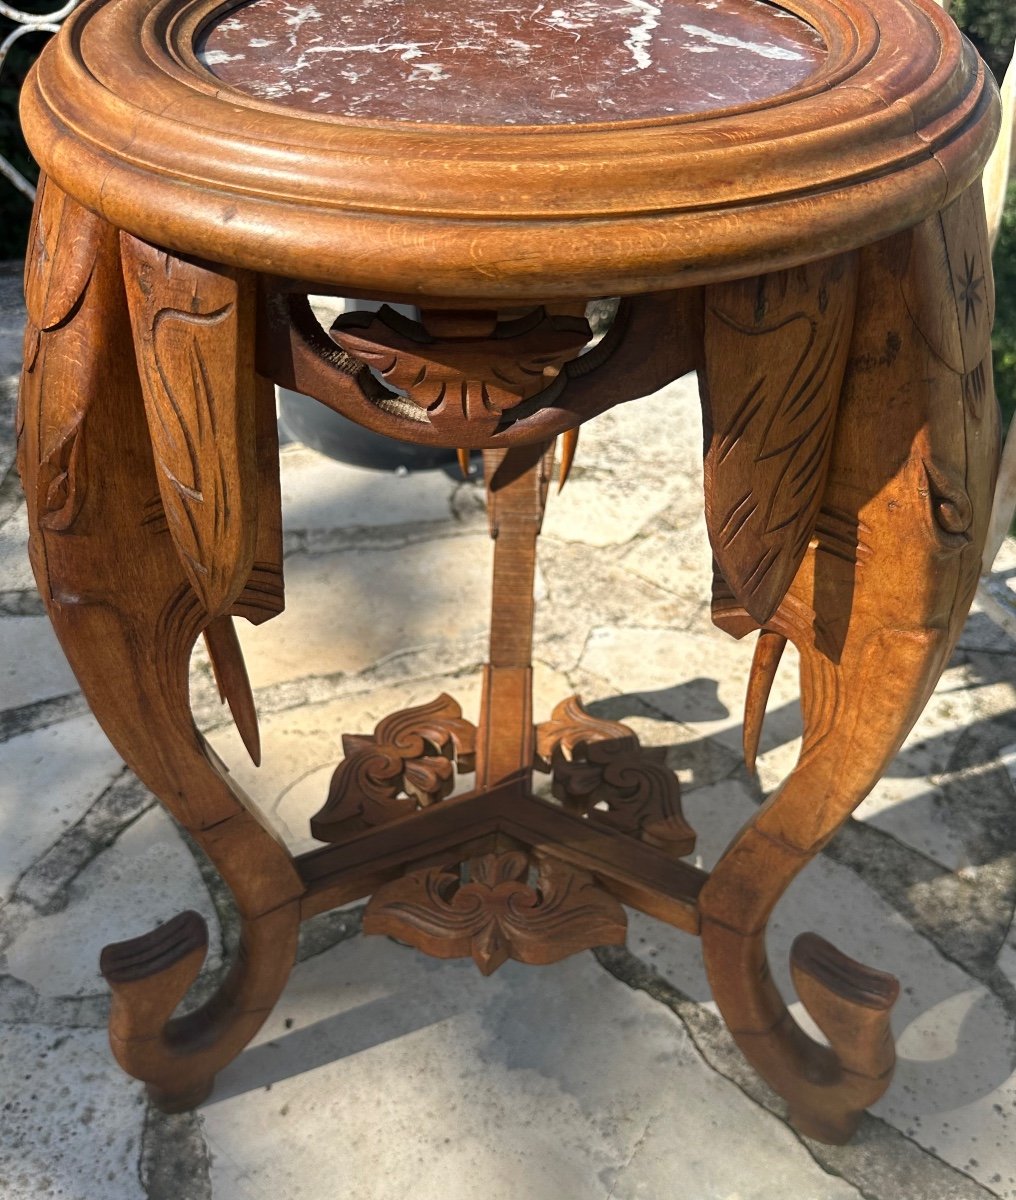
14, 0, 1005, 1145
20, 0, 999, 299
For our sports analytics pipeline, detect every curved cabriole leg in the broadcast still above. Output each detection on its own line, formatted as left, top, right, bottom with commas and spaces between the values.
17, 182, 302, 1110
699, 183, 1000, 1143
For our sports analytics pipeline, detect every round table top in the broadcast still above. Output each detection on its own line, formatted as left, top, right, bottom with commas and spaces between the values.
21, 0, 1000, 301
198, 0, 826, 126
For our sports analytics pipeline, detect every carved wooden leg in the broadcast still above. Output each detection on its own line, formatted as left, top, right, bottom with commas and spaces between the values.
17, 182, 302, 1110
700, 184, 1000, 1143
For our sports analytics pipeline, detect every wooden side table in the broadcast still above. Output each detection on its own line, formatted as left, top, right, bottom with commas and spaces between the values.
17, 0, 1002, 1145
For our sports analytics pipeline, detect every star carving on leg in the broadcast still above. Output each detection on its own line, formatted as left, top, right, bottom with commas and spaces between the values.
956, 251, 985, 329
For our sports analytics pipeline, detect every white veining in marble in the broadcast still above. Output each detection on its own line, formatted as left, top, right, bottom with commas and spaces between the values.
198, 0, 826, 124
623, 0, 660, 70
680, 20, 807, 60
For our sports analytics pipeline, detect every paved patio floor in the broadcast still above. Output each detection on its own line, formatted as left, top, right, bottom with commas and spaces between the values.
3, 266, 1016, 1198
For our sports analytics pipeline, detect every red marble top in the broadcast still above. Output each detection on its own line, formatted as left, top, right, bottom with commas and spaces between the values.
198, 0, 826, 125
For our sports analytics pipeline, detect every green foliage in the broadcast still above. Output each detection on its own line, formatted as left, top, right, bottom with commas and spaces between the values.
992, 179, 1016, 426
949, 4, 1016, 426
951, 0, 1016, 82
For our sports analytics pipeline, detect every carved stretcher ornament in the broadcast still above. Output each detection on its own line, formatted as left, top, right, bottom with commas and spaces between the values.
17, 0, 1002, 1147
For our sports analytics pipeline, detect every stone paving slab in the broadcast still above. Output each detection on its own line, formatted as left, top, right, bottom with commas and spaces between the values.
2, 264, 1016, 1199
199, 937, 867, 1200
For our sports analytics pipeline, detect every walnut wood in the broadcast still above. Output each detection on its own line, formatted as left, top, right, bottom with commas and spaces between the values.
230, 372, 286, 627
121, 235, 259, 620
102, 903, 299, 1112
557, 427, 579, 493
310, 694, 477, 842
15, 0, 1004, 1144
701, 182, 1000, 1143
535, 695, 695, 856
364, 851, 627, 975
21, 0, 998, 299
18, 182, 303, 1111
476, 441, 554, 790
330, 306, 591, 443
701, 252, 859, 625
258, 288, 701, 451
742, 630, 787, 774
497, 798, 706, 933
203, 615, 261, 766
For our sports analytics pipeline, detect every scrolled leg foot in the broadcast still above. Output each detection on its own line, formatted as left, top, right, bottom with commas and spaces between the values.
701, 183, 1000, 1143
100, 904, 299, 1109
19, 184, 304, 1098
701, 914, 898, 1144
101, 911, 215, 1110
787, 933, 899, 1142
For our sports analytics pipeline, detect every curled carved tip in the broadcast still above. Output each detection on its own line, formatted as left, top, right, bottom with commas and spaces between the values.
791, 932, 900, 1012
558, 426, 579, 493
790, 931, 899, 1101
457, 447, 471, 480
100, 910, 208, 984
743, 630, 787, 775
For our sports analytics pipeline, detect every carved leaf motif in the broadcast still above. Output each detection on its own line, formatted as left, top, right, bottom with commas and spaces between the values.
703, 254, 859, 625
310, 694, 477, 842
121, 236, 257, 618
535, 694, 634, 766
20, 183, 102, 535
38, 413, 87, 531
363, 852, 627, 975
330, 305, 590, 439
903, 184, 995, 376
25, 176, 103, 333
203, 615, 261, 766
150, 310, 239, 608
535, 696, 695, 856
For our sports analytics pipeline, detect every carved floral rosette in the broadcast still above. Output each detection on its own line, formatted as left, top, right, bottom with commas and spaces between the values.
364, 851, 627, 975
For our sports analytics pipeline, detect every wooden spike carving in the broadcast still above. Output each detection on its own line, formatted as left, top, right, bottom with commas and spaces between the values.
363, 851, 626, 975
203, 615, 261, 766
702, 253, 859, 625
121, 234, 258, 619
310, 694, 477, 842
558, 426, 579, 493
457, 447, 472, 479
743, 631, 787, 774
535, 696, 695, 856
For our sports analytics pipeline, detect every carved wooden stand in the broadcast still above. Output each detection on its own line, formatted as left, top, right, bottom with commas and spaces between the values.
16, 0, 1004, 1149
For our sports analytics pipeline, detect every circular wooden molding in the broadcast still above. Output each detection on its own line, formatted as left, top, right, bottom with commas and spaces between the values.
22, 0, 1000, 300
